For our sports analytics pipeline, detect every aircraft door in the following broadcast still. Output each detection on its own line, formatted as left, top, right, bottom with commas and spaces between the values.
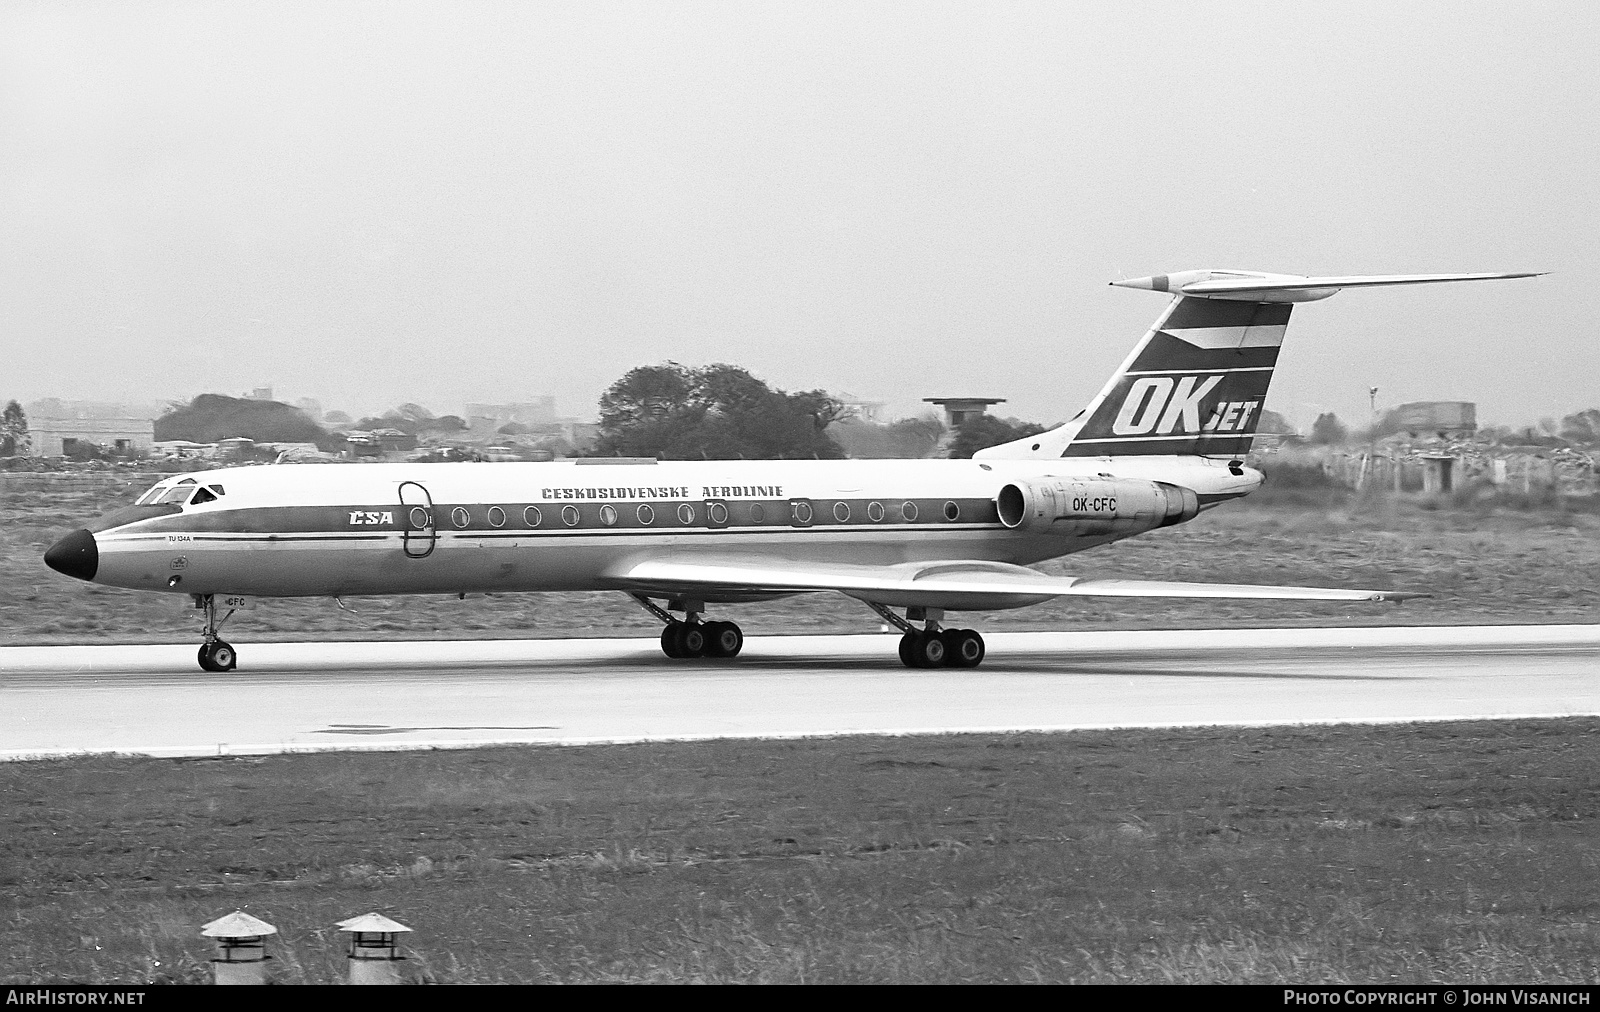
399, 481, 437, 558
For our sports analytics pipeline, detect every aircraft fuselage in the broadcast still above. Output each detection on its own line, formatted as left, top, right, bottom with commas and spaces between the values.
66, 455, 1258, 602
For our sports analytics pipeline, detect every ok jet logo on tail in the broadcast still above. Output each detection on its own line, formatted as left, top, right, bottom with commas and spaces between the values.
1111, 376, 1259, 436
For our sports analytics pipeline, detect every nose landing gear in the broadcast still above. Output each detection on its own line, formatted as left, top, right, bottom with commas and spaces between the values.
192, 594, 239, 672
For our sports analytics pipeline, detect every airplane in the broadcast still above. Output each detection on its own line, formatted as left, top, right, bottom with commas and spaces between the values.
44, 268, 1537, 672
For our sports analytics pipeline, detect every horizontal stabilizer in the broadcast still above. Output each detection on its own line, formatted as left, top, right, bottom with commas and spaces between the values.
1113, 270, 1543, 303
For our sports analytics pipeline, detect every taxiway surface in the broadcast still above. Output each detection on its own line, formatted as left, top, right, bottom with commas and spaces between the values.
3, 625, 1598, 760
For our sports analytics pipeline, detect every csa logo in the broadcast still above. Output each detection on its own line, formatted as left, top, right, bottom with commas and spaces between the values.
348, 511, 395, 525
1111, 376, 1259, 436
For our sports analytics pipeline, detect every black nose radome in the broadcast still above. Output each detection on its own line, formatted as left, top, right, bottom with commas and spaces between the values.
44, 529, 98, 582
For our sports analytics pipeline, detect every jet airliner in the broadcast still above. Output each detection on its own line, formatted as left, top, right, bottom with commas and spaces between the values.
44, 269, 1536, 671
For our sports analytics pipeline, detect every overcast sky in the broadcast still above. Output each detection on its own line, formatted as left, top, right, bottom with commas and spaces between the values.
3, 1, 1595, 429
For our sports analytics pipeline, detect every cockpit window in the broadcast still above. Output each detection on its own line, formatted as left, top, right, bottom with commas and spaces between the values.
191, 487, 218, 505
153, 480, 198, 506
137, 477, 211, 508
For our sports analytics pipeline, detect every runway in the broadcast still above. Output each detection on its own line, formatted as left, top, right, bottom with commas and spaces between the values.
2, 625, 1598, 760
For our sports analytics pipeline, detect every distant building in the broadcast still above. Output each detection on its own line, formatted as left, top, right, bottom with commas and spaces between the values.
25, 398, 166, 421
31, 418, 155, 457
837, 396, 888, 424
372, 428, 417, 453
465, 399, 557, 427
214, 437, 256, 462
563, 421, 600, 452
1393, 401, 1476, 439
924, 397, 1005, 428
244, 387, 274, 402
1250, 408, 1301, 450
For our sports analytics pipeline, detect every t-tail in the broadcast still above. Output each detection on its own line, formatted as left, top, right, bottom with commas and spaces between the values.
975, 270, 1541, 460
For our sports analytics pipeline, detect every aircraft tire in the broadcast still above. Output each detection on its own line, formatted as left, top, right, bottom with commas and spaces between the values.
911, 632, 946, 668
706, 621, 743, 658
898, 633, 917, 667
199, 640, 237, 672
943, 629, 985, 668
675, 623, 708, 658
660, 625, 682, 659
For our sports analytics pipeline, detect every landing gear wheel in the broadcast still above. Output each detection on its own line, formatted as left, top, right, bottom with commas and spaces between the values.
901, 631, 946, 668
198, 640, 237, 672
706, 621, 744, 658
660, 624, 683, 659
673, 623, 708, 658
898, 632, 917, 667
942, 629, 985, 668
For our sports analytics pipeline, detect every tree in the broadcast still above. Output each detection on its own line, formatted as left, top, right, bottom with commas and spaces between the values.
594, 362, 845, 459
423, 414, 467, 433
946, 415, 1047, 459
155, 394, 329, 446
1256, 409, 1298, 436
1558, 409, 1600, 446
1, 400, 28, 456
1308, 412, 1348, 445
393, 402, 435, 425
353, 406, 462, 435
832, 414, 946, 458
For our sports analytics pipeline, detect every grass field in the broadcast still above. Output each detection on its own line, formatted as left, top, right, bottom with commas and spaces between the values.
3, 471, 1597, 646
4, 719, 1599, 984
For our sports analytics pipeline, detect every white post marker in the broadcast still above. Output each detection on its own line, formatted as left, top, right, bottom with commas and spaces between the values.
337, 912, 412, 985
200, 910, 276, 985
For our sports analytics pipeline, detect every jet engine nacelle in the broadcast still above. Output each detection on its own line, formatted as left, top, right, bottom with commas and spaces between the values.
995, 478, 1200, 537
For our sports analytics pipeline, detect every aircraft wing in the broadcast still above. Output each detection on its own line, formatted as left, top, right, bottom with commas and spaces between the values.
607, 556, 1422, 611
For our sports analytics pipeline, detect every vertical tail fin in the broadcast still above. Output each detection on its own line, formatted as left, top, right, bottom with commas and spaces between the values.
975, 270, 1540, 460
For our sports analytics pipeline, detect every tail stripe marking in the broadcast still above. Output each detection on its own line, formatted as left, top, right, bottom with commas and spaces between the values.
1124, 366, 1275, 376
1162, 325, 1286, 350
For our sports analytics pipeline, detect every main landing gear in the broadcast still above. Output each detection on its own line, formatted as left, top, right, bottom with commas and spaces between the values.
633, 594, 744, 660
193, 594, 238, 672
629, 595, 986, 668
867, 603, 985, 669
